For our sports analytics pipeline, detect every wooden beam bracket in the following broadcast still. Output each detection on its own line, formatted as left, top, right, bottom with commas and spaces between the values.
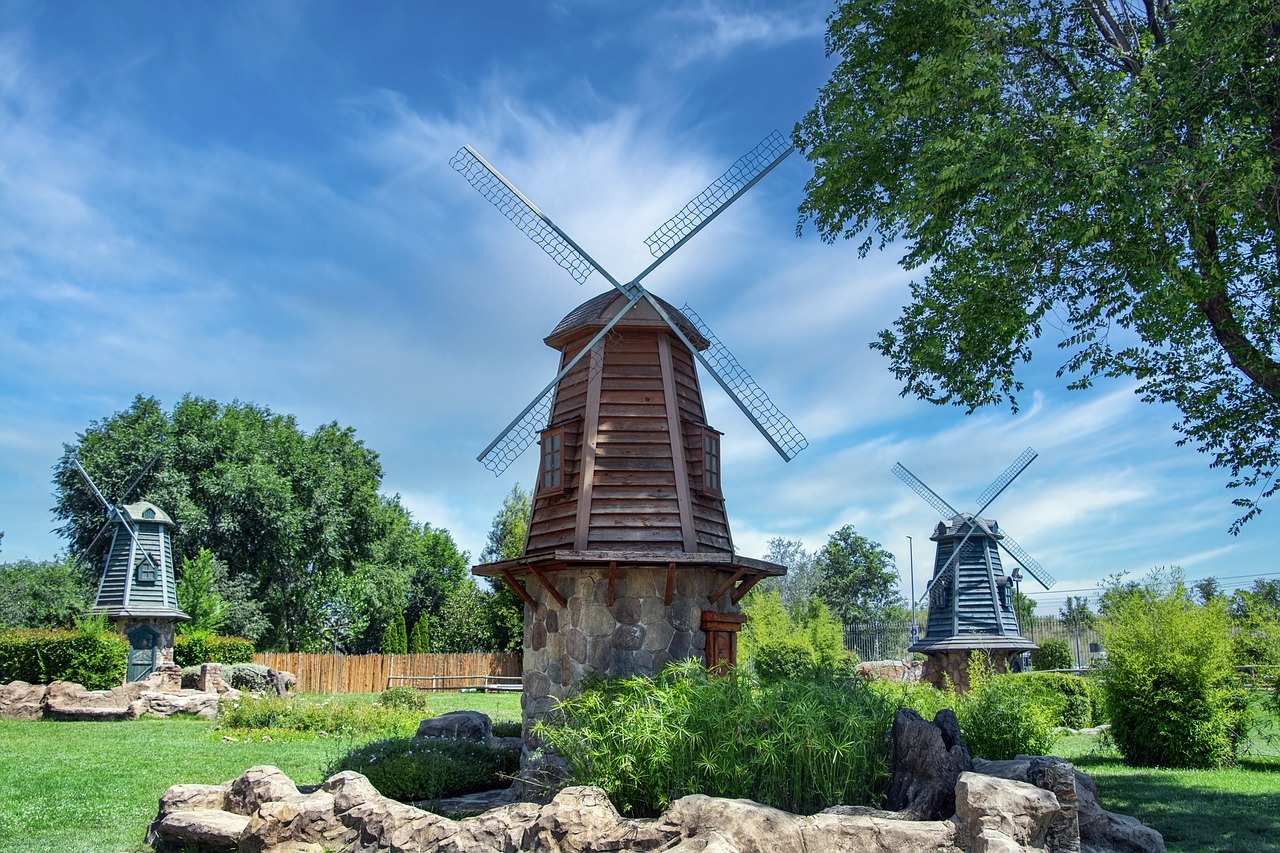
606, 561, 618, 607
730, 571, 767, 605
709, 567, 748, 604
529, 565, 569, 609
664, 562, 676, 606
500, 569, 539, 612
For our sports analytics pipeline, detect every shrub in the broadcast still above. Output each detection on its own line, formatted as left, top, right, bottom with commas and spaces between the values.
172, 632, 254, 667
492, 720, 522, 739
218, 693, 422, 737
1030, 638, 1074, 671
224, 663, 273, 692
0, 626, 127, 689
740, 591, 850, 682
1098, 569, 1247, 768
1022, 672, 1099, 728
180, 665, 203, 689
326, 737, 519, 802
536, 660, 899, 817
378, 686, 432, 713
954, 653, 1063, 760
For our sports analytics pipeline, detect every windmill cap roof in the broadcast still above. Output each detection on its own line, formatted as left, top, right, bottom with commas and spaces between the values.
931, 513, 1001, 540
545, 290, 709, 350
121, 501, 174, 527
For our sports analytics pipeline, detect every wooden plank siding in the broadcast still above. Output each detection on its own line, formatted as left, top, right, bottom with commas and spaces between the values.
522, 292, 734, 559
252, 652, 522, 695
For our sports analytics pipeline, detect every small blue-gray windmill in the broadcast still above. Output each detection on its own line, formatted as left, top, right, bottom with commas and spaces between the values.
893, 448, 1056, 682
72, 452, 187, 681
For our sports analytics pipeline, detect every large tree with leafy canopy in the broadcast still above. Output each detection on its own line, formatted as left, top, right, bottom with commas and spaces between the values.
813, 525, 907, 623
794, 0, 1280, 530
54, 394, 384, 650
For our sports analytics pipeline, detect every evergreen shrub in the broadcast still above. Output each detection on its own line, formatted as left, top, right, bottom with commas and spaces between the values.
224, 663, 273, 692
0, 627, 127, 689
1030, 638, 1074, 671
172, 632, 254, 667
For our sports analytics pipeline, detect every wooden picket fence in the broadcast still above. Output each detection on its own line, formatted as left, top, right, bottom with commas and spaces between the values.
252, 652, 522, 695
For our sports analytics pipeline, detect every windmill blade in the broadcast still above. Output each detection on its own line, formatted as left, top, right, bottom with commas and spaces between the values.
892, 462, 961, 520
974, 447, 1037, 513
678, 304, 807, 461
117, 447, 164, 505
72, 458, 115, 513
997, 532, 1056, 589
451, 145, 619, 287
478, 294, 642, 475
640, 131, 793, 274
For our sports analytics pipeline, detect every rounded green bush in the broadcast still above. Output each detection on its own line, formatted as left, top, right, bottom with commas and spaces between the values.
224, 663, 273, 692
1030, 638, 1074, 671
378, 686, 431, 712
1023, 672, 1098, 728
958, 656, 1063, 759
326, 737, 519, 802
172, 633, 254, 667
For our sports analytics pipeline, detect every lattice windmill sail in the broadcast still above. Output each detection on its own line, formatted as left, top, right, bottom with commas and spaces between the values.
893, 448, 1055, 680
72, 452, 187, 682
452, 130, 807, 476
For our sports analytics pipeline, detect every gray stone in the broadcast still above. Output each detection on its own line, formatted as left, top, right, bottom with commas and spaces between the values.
566, 628, 587, 663
531, 620, 547, 651
954, 771, 1059, 852
647, 617, 676, 652
612, 623, 646, 651
613, 596, 642, 625
545, 609, 559, 633
225, 765, 306, 816
149, 808, 250, 852
587, 636, 612, 671
668, 630, 693, 658
884, 708, 972, 819
140, 690, 220, 719
668, 596, 695, 631
417, 710, 493, 743
579, 601, 616, 637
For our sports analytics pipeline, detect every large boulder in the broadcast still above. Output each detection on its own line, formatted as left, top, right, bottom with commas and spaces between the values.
417, 710, 493, 743
0, 681, 49, 720
42, 679, 148, 721
884, 707, 973, 819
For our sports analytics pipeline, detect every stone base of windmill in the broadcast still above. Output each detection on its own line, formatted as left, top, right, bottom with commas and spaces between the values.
519, 564, 742, 742
919, 649, 1022, 692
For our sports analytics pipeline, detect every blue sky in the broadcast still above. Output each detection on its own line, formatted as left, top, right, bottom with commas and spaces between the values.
1, 0, 1275, 616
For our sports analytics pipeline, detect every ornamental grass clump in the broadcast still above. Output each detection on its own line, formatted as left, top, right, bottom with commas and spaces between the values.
536, 659, 900, 817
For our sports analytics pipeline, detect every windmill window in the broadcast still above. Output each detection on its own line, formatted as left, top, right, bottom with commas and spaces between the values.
136, 554, 157, 583
702, 427, 723, 496
538, 426, 565, 493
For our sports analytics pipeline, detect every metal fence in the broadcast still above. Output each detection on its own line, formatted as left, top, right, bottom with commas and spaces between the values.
843, 616, 1104, 667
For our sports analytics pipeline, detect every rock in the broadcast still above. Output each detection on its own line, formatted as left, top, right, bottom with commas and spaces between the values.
0, 681, 49, 719
140, 690, 221, 719
884, 707, 972, 819
149, 808, 251, 852
975, 757, 1166, 853
42, 680, 146, 721
226, 766, 309, 816
855, 659, 924, 683
954, 772, 1060, 852
417, 709, 493, 743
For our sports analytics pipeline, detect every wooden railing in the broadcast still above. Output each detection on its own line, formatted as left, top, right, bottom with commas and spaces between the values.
252, 652, 522, 695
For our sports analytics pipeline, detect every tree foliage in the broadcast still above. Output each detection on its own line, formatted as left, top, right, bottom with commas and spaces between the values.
0, 556, 94, 630
176, 549, 228, 635
813, 525, 906, 623
795, 0, 1280, 529
52, 394, 469, 652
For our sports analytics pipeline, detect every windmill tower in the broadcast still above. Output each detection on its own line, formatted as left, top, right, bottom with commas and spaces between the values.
454, 132, 806, 735
893, 448, 1056, 691
73, 455, 188, 682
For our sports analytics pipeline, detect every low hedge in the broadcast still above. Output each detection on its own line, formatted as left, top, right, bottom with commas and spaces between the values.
0, 628, 128, 689
173, 633, 255, 667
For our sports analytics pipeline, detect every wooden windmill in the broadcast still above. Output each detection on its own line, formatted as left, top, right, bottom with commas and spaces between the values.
893, 448, 1056, 691
453, 132, 806, 732
73, 454, 188, 682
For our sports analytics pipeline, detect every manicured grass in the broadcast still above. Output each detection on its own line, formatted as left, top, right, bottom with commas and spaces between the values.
0, 692, 522, 853
1054, 714, 1280, 853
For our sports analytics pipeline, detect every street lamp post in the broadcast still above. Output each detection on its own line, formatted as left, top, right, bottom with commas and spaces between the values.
907, 535, 916, 641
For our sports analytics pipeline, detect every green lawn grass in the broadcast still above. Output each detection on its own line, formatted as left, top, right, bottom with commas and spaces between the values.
1054, 713, 1280, 853
0, 692, 522, 853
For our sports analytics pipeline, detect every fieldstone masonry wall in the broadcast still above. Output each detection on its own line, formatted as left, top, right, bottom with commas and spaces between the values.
116, 617, 178, 667
921, 649, 1019, 692
521, 566, 738, 739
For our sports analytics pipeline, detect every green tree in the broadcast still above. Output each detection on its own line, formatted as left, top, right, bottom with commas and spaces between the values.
478, 484, 531, 653
813, 525, 906, 624
54, 394, 385, 650
1228, 579, 1280, 666
1059, 596, 1096, 630
740, 590, 849, 680
1011, 589, 1036, 631
795, 0, 1280, 530
759, 537, 820, 618
0, 555, 93, 629
409, 616, 431, 653
381, 610, 408, 654
176, 549, 228, 634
